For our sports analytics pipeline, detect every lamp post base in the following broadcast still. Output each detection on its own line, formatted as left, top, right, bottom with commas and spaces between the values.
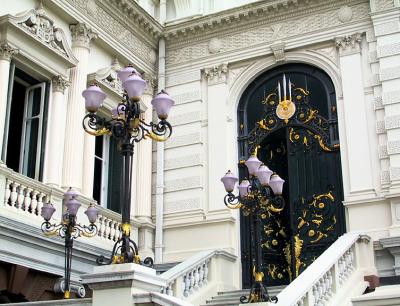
96, 234, 153, 267
240, 280, 278, 304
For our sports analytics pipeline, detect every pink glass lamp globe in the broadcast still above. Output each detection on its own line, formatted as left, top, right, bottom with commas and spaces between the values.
255, 164, 273, 186
122, 72, 147, 100
238, 179, 251, 197
221, 170, 239, 192
82, 83, 106, 113
269, 174, 285, 195
245, 154, 263, 176
41, 202, 56, 221
85, 204, 99, 224
117, 64, 137, 83
63, 188, 81, 217
151, 90, 175, 120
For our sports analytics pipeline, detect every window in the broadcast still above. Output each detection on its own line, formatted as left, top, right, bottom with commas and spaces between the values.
93, 136, 123, 213
2, 65, 49, 180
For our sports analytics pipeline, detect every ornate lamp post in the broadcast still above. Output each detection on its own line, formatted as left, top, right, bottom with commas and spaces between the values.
221, 151, 285, 304
41, 189, 99, 299
81, 65, 174, 265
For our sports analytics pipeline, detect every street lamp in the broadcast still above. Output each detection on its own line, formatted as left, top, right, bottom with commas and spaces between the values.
41, 188, 99, 299
221, 150, 285, 304
81, 64, 174, 265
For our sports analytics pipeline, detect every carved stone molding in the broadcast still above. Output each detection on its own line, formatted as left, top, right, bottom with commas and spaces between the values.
385, 115, 400, 130
270, 41, 286, 62
379, 144, 389, 159
208, 38, 222, 54
387, 140, 400, 155
70, 23, 98, 49
337, 6, 353, 23
335, 33, 362, 56
87, 58, 123, 95
376, 120, 385, 134
0, 42, 18, 61
52, 75, 70, 94
142, 72, 157, 96
203, 63, 228, 85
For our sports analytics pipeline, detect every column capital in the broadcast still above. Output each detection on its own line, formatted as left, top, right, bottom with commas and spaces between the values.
203, 63, 228, 85
70, 23, 98, 49
335, 33, 362, 56
0, 42, 18, 61
142, 72, 157, 96
52, 75, 70, 93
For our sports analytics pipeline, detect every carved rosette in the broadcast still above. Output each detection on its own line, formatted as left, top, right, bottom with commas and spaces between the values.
0, 43, 18, 61
52, 75, 70, 93
70, 23, 98, 49
335, 33, 362, 56
203, 63, 228, 85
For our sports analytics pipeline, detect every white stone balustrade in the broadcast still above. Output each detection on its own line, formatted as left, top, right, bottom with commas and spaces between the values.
160, 249, 237, 305
0, 166, 124, 248
260, 232, 375, 306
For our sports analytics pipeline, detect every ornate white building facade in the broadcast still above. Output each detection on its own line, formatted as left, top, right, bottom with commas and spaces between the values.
0, 0, 399, 305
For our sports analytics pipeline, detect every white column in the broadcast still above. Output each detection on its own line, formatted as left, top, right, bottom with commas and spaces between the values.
204, 64, 229, 211
336, 34, 376, 200
62, 23, 97, 191
0, 43, 18, 162
45, 76, 69, 186
136, 74, 156, 259
159, 0, 167, 24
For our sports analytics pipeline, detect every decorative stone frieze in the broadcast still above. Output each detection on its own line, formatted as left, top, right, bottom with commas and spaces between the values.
371, 0, 395, 12
335, 33, 362, 56
377, 42, 400, 58
0, 43, 18, 61
208, 38, 222, 54
142, 73, 157, 96
87, 58, 123, 95
270, 41, 286, 62
70, 23, 98, 49
203, 63, 228, 85
383, 90, 400, 105
385, 115, 400, 130
164, 198, 201, 214
52, 75, 70, 93
376, 120, 386, 134
379, 145, 389, 159
380, 66, 400, 82
337, 6, 353, 23
387, 141, 400, 155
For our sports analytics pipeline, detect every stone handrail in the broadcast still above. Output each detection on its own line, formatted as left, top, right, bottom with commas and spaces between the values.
160, 249, 237, 304
266, 232, 374, 306
0, 165, 123, 246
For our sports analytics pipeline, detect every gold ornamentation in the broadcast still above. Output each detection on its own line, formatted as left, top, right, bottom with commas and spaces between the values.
85, 127, 112, 137
145, 131, 170, 142
294, 235, 304, 277
253, 266, 264, 282
314, 134, 332, 152
308, 230, 316, 237
272, 239, 278, 246
134, 255, 141, 264
276, 99, 296, 122
112, 255, 125, 264
121, 223, 131, 236
310, 231, 328, 244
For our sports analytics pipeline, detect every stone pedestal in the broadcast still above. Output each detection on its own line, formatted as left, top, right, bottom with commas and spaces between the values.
81, 263, 166, 306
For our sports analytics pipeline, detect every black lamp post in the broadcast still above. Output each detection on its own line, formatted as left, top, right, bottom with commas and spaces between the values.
41, 189, 99, 299
81, 65, 173, 266
221, 151, 285, 304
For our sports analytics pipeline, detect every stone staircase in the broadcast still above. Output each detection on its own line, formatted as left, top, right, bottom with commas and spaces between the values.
201, 285, 285, 306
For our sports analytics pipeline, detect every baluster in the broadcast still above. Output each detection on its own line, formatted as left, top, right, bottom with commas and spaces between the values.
183, 272, 190, 297
104, 218, 111, 239
30, 191, 39, 216
23, 188, 32, 213
188, 271, 194, 294
313, 283, 319, 306
198, 263, 204, 287
4, 179, 11, 206
167, 282, 173, 296
203, 260, 209, 284
10, 182, 19, 209
193, 267, 199, 290
97, 216, 104, 238
17, 184, 25, 210
37, 193, 46, 218
110, 220, 116, 241
115, 222, 121, 240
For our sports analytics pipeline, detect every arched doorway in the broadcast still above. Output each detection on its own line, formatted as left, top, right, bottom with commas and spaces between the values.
237, 63, 345, 288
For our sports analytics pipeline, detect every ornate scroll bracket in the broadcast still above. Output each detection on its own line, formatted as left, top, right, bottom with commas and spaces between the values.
203, 63, 228, 85
54, 278, 85, 298
11, 5, 76, 62
271, 41, 286, 62
335, 33, 362, 56
88, 58, 123, 95
70, 23, 98, 49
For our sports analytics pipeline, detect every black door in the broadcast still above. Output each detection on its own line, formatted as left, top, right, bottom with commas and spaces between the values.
238, 64, 345, 288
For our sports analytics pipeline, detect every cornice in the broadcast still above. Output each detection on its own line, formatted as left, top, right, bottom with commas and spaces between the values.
162, 0, 369, 42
